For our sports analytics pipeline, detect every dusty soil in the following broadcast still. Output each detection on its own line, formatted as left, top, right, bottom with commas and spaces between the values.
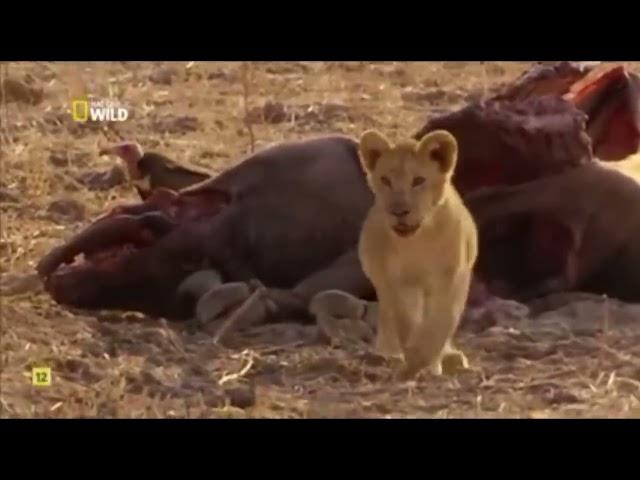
2, 61, 640, 418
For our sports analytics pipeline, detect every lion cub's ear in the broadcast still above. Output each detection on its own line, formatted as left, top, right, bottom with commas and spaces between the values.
359, 130, 392, 173
416, 130, 458, 175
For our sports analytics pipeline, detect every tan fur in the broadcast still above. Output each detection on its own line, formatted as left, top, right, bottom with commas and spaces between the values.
357, 129, 478, 378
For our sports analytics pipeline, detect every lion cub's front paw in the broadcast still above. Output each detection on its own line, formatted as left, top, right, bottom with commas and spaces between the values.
441, 349, 469, 375
396, 349, 469, 381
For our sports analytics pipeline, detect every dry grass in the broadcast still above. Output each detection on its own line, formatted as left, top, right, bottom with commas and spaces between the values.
2, 61, 640, 418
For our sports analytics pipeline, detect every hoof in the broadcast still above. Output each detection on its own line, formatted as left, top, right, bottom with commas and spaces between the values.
195, 282, 251, 326
311, 290, 373, 347
178, 269, 223, 301
316, 312, 375, 348
310, 290, 367, 319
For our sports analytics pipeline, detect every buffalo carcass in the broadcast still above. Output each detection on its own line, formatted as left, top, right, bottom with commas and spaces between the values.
37, 62, 640, 331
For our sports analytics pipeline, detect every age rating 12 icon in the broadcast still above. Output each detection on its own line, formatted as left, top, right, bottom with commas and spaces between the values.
32, 367, 52, 387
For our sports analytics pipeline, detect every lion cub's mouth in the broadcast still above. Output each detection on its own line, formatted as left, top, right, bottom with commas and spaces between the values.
392, 223, 420, 237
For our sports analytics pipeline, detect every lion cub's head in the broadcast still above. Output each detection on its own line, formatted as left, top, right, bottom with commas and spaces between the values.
359, 129, 458, 237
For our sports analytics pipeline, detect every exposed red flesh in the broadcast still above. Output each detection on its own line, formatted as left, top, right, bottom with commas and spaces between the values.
588, 96, 640, 160
562, 64, 639, 160
563, 64, 626, 105
38, 215, 162, 278
41, 185, 227, 279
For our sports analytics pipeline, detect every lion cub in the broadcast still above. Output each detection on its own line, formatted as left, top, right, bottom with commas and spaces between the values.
357, 129, 478, 378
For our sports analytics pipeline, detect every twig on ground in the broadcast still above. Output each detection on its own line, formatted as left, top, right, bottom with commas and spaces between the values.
218, 349, 255, 386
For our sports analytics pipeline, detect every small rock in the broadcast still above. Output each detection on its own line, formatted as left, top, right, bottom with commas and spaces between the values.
0, 188, 21, 203
47, 198, 85, 222
48, 152, 70, 168
59, 357, 92, 374
246, 101, 289, 124
263, 101, 287, 124
224, 384, 256, 409
207, 69, 233, 81
545, 389, 580, 405
149, 67, 178, 85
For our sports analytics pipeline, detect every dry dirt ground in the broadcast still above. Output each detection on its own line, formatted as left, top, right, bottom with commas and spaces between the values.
2, 61, 640, 418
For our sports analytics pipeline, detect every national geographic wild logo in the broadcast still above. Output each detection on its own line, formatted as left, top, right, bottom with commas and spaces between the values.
71, 97, 130, 122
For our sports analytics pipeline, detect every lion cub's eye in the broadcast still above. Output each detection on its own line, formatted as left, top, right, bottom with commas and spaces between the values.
412, 176, 426, 187
381, 176, 392, 187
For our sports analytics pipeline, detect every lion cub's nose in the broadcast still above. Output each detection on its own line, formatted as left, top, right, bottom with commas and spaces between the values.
390, 206, 410, 219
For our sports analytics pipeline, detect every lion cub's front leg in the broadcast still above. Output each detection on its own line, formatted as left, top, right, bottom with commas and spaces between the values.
376, 286, 424, 373
400, 270, 472, 379
373, 289, 404, 359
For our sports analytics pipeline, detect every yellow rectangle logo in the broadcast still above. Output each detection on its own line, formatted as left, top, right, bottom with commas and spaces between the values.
72, 100, 89, 122
32, 367, 52, 386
